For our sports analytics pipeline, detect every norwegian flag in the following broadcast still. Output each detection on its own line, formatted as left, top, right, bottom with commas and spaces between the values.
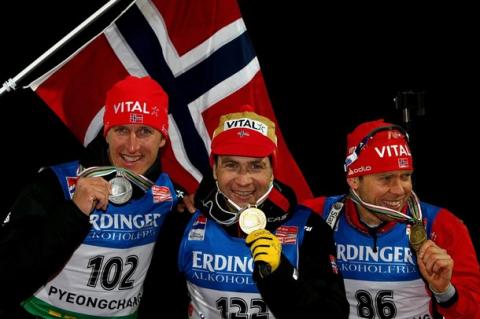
27, 0, 312, 200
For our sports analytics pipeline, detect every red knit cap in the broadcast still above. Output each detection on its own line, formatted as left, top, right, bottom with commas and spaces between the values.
345, 119, 413, 177
103, 75, 169, 138
211, 105, 277, 167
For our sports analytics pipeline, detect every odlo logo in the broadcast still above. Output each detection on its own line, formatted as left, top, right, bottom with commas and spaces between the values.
350, 166, 372, 175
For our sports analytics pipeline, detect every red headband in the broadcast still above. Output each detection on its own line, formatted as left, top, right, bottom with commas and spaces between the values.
103, 75, 169, 138
345, 119, 413, 177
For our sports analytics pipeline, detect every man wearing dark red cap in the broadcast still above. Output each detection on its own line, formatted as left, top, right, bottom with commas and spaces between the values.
304, 119, 480, 318
141, 107, 348, 318
0, 75, 181, 318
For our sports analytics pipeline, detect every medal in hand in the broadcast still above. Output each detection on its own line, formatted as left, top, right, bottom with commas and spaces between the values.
239, 207, 267, 234
409, 220, 427, 253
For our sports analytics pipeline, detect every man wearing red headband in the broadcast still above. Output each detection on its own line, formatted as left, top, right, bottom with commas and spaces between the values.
0, 76, 180, 318
304, 119, 480, 318
141, 106, 349, 318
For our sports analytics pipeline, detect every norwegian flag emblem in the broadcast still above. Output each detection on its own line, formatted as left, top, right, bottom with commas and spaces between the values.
130, 113, 144, 124
275, 225, 298, 245
188, 214, 207, 241
398, 158, 409, 168
193, 215, 207, 229
329, 254, 339, 275
66, 176, 79, 199
152, 185, 172, 203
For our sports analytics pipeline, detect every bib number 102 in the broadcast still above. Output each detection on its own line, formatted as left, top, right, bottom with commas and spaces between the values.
87, 255, 138, 290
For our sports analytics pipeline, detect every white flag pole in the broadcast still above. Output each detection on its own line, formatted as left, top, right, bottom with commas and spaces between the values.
0, 0, 124, 96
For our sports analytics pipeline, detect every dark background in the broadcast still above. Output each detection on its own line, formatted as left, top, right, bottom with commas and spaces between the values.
1, 1, 478, 256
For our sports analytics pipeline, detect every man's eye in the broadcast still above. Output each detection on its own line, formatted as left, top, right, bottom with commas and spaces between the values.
137, 127, 153, 137
114, 127, 129, 134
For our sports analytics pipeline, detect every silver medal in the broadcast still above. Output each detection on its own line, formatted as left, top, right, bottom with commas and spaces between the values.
239, 207, 267, 234
109, 176, 133, 205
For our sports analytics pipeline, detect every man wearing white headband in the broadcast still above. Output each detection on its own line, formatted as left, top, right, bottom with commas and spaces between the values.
141, 106, 349, 318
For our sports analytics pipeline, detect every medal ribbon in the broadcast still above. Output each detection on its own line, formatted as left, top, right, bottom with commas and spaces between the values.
78, 166, 154, 192
349, 189, 423, 224
210, 182, 274, 226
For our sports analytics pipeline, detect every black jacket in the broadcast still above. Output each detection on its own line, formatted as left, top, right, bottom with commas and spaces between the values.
140, 174, 349, 318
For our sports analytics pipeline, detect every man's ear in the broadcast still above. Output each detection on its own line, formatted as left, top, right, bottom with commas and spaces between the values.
347, 177, 359, 190
158, 135, 167, 148
212, 163, 217, 180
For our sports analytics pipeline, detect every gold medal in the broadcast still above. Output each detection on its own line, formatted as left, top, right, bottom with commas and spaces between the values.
239, 207, 267, 234
109, 176, 133, 205
409, 220, 427, 253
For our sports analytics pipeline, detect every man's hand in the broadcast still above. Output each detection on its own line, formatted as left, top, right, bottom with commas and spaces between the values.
416, 240, 454, 293
73, 177, 111, 215
246, 229, 282, 274
176, 193, 196, 213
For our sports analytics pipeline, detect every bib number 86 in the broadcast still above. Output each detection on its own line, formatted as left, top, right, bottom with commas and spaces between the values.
355, 290, 397, 319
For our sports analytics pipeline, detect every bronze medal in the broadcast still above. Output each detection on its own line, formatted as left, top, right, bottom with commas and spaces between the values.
409, 220, 427, 253
239, 207, 267, 234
